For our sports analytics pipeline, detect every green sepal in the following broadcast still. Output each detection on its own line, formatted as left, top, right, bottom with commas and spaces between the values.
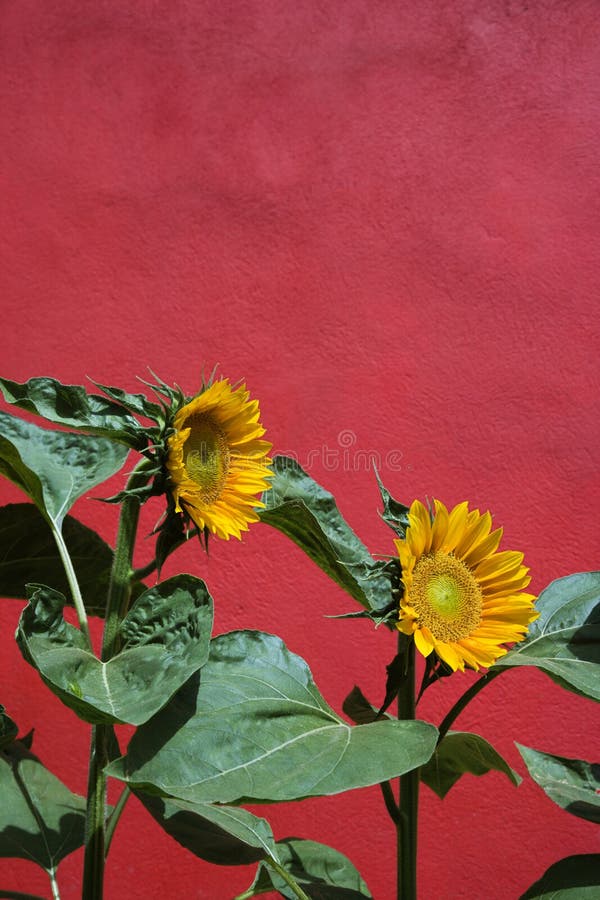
517, 744, 600, 824
152, 506, 200, 576
374, 467, 410, 538
0, 375, 145, 449
492, 572, 600, 701
241, 838, 372, 899
135, 790, 278, 866
520, 855, 600, 899
107, 630, 438, 804
325, 607, 394, 626
90, 381, 165, 424
0, 503, 145, 617
378, 639, 413, 718
420, 732, 521, 799
0, 706, 18, 750
0, 410, 129, 530
259, 456, 392, 614
0, 731, 86, 870
16, 576, 214, 725
136, 369, 187, 407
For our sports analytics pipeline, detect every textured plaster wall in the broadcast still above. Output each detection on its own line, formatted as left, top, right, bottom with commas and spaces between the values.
1, 2, 599, 898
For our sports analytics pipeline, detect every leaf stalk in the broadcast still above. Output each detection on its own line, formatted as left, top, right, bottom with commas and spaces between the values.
52, 525, 91, 647
437, 668, 502, 745
264, 858, 312, 900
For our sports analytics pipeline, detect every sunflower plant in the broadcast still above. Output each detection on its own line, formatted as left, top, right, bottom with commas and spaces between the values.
0, 373, 598, 900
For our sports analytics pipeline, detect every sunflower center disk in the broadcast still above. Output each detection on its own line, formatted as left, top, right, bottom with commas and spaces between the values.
410, 551, 483, 642
183, 413, 230, 503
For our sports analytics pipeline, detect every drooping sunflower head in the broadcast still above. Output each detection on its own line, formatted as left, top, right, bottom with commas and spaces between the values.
395, 499, 538, 672
166, 379, 272, 540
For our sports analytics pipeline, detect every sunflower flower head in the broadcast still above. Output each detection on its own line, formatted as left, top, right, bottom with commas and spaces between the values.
166, 379, 272, 540
395, 499, 538, 672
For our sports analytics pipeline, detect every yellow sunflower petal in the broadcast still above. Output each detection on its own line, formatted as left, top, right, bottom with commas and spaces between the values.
166, 379, 272, 541
431, 500, 449, 551
394, 497, 537, 672
414, 626, 435, 657
441, 501, 470, 553
434, 641, 463, 672
407, 499, 432, 557
462, 527, 503, 567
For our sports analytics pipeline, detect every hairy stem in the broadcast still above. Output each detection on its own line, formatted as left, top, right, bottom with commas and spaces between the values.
102, 460, 154, 660
82, 461, 152, 900
397, 639, 418, 900
82, 725, 108, 900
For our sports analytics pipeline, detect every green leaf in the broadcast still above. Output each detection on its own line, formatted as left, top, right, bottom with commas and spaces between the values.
259, 457, 393, 614
517, 744, 600, 824
520, 855, 600, 899
136, 791, 277, 866
242, 838, 372, 899
0, 410, 129, 529
492, 572, 600, 701
0, 707, 18, 751
16, 576, 214, 725
0, 503, 145, 617
342, 687, 380, 726
421, 732, 521, 799
108, 630, 438, 804
0, 375, 145, 448
0, 737, 86, 870
374, 469, 410, 539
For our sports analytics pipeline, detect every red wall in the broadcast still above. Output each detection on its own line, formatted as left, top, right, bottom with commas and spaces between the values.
1, 2, 599, 898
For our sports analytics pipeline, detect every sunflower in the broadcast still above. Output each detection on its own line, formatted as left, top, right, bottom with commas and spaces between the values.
394, 499, 538, 672
166, 379, 272, 540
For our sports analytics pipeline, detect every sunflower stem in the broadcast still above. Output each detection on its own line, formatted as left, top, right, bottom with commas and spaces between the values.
102, 459, 154, 659
437, 668, 502, 745
82, 725, 108, 900
82, 460, 153, 900
397, 638, 418, 900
